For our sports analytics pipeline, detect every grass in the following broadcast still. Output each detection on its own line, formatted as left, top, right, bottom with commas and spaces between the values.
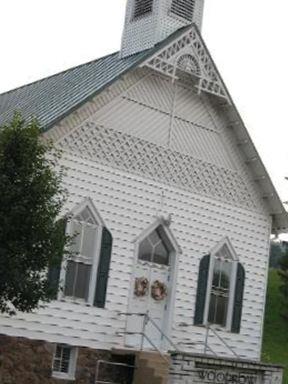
262, 269, 288, 383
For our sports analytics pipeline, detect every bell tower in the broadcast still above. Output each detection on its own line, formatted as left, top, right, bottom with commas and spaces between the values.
120, 0, 205, 58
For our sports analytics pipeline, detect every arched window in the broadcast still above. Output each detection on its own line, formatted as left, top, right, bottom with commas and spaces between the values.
133, 0, 154, 20
170, 0, 195, 22
138, 226, 171, 265
194, 239, 245, 333
64, 206, 98, 300
48, 199, 113, 308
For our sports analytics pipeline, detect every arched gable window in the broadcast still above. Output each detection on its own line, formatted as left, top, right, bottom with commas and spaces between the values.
48, 199, 113, 308
133, 0, 154, 20
138, 226, 171, 265
194, 238, 245, 333
170, 0, 195, 22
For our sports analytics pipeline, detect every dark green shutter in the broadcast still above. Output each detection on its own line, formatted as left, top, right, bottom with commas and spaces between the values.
94, 228, 113, 308
231, 263, 245, 333
47, 218, 67, 299
194, 254, 210, 325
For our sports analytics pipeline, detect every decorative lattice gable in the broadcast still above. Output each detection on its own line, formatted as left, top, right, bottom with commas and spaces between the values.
141, 24, 230, 102
58, 121, 259, 211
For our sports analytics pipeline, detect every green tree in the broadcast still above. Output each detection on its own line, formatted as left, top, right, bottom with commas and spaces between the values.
278, 250, 288, 320
269, 241, 284, 268
0, 114, 68, 315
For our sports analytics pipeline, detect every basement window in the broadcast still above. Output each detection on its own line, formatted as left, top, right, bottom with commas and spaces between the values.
133, 0, 154, 20
52, 344, 77, 380
170, 0, 195, 21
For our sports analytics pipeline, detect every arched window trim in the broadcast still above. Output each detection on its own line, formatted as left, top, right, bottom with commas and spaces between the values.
133, 216, 182, 256
203, 237, 240, 331
58, 198, 107, 306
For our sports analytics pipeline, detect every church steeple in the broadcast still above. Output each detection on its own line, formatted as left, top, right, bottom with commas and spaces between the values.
120, 0, 205, 58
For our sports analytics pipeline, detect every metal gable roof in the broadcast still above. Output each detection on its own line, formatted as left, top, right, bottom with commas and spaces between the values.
0, 51, 149, 130
0, 25, 191, 131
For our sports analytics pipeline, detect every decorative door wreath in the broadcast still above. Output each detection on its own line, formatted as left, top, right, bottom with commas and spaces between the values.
134, 277, 149, 297
151, 280, 168, 301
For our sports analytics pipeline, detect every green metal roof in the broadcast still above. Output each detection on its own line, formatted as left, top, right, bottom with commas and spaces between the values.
0, 50, 150, 130
0, 25, 193, 131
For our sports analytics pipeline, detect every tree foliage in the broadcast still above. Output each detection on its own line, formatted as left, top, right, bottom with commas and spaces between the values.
269, 241, 284, 268
278, 249, 288, 320
0, 114, 68, 314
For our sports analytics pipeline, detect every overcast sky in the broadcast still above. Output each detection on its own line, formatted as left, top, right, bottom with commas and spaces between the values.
1, 0, 288, 222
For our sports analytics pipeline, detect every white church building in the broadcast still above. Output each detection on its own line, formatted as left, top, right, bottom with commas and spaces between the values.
0, 0, 286, 383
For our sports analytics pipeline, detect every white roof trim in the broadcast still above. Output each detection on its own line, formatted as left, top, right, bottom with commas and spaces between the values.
140, 24, 288, 233
69, 197, 106, 227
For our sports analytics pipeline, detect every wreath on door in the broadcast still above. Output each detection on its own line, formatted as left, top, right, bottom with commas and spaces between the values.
134, 277, 149, 297
151, 280, 168, 301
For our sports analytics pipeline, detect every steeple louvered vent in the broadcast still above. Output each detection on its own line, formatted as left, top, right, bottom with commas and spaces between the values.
171, 0, 195, 21
133, 0, 154, 19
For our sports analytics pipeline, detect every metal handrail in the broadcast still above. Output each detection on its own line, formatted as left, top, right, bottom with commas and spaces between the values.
204, 324, 239, 358
120, 311, 178, 362
148, 315, 179, 352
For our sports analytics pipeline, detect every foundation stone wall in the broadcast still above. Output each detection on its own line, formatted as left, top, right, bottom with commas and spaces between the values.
0, 335, 134, 384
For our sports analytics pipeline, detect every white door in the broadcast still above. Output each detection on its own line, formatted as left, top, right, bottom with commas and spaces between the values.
126, 226, 172, 350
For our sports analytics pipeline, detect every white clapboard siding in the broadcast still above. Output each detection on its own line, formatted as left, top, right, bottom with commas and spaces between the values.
66, 71, 238, 170
0, 302, 125, 350
0, 150, 270, 361
94, 96, 171, 146
170, 119, 235, 169
3, 65, 273, 361
45, 68, 149, 143
47, 69, 265, 214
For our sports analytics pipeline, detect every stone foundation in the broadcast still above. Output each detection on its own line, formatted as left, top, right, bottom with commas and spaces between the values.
0, 335, 134, 384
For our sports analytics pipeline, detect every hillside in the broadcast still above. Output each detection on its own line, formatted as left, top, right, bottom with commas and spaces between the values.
262, 269, 288, 383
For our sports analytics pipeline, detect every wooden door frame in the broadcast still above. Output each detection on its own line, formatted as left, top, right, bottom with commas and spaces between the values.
126, 216, 181, 350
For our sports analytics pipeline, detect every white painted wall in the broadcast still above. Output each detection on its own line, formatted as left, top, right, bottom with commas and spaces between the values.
0, 69, 272, 361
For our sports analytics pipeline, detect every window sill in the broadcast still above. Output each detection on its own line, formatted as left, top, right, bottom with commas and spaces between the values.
59, 297, 92, 306
205, 323, 232, 333
52, 372, 75, 381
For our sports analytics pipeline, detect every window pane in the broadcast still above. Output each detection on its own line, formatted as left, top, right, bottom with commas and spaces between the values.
64, 261, 91, 300
139, 238, 153, 262
212, 260, 221, 287
64, 261, 76, 297
208, 293, 216, 324
149, 230, 161, 246
74, 263, 91, 300
61, 347, 71, 373
220, 262, 231, 289
53, 358, 61, 372
215, 295, 228, 327
153, 241, 169, 265
53, 346, 71, 373
208, 259, 232, 327
70, 221, 82, 254
208, 292, 228, 327
81, 225, 96, 260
